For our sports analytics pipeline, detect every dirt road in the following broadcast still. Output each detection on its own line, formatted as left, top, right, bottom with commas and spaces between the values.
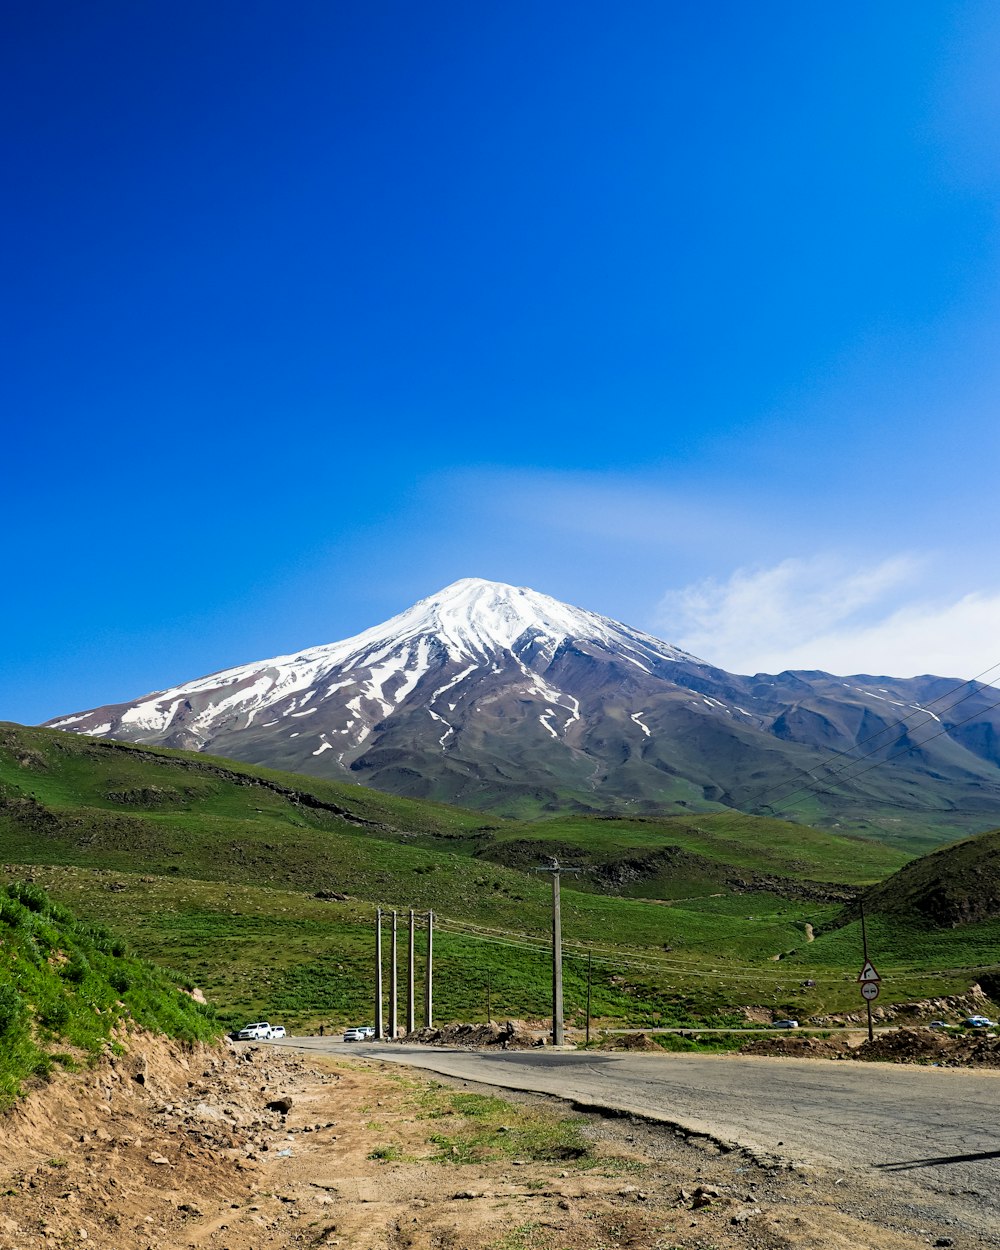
280, 1038, 1000, 1241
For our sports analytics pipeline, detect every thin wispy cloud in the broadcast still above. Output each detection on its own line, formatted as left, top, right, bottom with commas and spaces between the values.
657, 555, 1000, 679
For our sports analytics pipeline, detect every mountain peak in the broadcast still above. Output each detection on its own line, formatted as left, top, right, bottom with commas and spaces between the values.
378, 577, 696, 667
45, 577, 701, 750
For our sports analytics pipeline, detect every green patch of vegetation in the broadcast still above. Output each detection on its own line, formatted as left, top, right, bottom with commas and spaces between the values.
367, 1144, 405, 1162
0, 880, 217, 1107
650, 1031, 748, 1054
486, 1223, 548, 1250
423, 1091, 590, 1166
476, 810, 907, 887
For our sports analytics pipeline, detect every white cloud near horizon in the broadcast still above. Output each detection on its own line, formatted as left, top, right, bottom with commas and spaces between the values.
657, 555, 1000, 679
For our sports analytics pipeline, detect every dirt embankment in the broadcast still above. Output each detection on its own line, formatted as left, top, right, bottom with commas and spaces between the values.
2, 1035, 996, 1250
399, 1019, 543, 1049
742, 1025, 1000, 1066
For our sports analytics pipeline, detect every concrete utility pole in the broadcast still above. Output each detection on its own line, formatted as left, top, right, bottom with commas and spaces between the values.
552, 868, 563, 1046
424, 910, 434, 1028
585, 950, 593, 1046
534, 859, 577, 1046
407, 908, 415, 1034
374, 908, 383, 1040
390, 910, 398, 1040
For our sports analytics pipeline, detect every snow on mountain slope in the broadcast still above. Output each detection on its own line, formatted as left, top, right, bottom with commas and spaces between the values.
45, 578, 706, 752
42, 577, 1000, 828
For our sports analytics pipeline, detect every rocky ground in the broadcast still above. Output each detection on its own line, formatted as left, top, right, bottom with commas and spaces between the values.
0, 1035, 994, 1250
740, 1025, 1000, 1065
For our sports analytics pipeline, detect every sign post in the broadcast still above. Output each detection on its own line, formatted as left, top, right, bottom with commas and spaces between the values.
858, 902, 880, 1042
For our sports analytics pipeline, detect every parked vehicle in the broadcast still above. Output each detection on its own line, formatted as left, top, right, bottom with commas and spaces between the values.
773, 1019, 800, 1029
343, 1025, 377, 1042
927, 1020, 952, 1030
236, 1021, 274, 1040
270, 1025, 286, 1039
964, 1015, 997, 1029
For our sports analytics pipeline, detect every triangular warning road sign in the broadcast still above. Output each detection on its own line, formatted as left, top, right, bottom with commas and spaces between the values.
858, 960, 881, 983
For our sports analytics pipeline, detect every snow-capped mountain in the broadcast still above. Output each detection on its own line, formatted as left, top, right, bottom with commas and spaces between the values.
44, 577, 1000, 828
47, 578, 701, 756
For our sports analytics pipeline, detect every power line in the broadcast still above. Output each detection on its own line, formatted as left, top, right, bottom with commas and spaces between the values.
437, 909, 1000, 982
761, 685, 1000, 817
435, 917, 989, 985
745, 659, 1000, 814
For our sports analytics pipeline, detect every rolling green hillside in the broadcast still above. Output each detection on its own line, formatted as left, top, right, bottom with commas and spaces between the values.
0, 723, 905, 901
849, 826, 1000, 928
0, 880, 216, 1106
4, 722, 994, 1032
407, 811, 907, 898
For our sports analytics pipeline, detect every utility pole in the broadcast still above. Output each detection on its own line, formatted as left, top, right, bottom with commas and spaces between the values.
533, 859, 578, 1046
389, 910, 398, 1040
585, 951, 593, 1046
407, 908, 415, 1034
374, 908, 383, 1040
486, 968, 492, 1024
424, 910, 434, 1028
552, 868, 563, 1045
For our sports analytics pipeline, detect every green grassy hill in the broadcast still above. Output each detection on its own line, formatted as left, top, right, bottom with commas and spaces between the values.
410, 811, 906, 897
849, 826, 1000, 928
4, 722, 992, 1033
0, 880, 216, 1106
0, 722, 905, 902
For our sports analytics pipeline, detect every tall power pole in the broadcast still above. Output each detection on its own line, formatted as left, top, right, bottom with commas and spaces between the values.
407, 908, 415, 1034
534, 859, 577, 1046
552, 868, 563, 1045
374, 908, 383, 1040
424, 910, 434, 1028
585, 950, 593, 1046
389, 910, 398, 1040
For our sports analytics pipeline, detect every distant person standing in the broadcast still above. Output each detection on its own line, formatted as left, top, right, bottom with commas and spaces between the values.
318, 1023, 324, 1037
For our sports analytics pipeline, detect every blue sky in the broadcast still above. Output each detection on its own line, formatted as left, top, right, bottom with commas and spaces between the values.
5, 1, 1000, 724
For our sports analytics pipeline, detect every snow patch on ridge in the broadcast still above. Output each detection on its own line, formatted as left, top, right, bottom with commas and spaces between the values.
427, 708, 454, 749
431, 664, 478, 705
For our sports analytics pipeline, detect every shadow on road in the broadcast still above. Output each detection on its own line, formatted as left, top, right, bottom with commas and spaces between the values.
875, 1148, 1000, 1171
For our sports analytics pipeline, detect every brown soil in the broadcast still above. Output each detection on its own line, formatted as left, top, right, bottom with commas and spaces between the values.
400, 1019, 542, 1049
742, 1025, 1000, 1066
1, 1035, 994, 1250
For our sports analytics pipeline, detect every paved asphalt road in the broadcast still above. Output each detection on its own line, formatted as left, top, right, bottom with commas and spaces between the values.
274, 1038, 1000, 1239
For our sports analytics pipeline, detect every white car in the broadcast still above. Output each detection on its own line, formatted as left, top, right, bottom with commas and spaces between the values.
964, 1016, 997, 1029
343, 1025, 376, 1042
270, 1025, 286, 1039
773, 1019, 800, 1029
236, 1021, 273, 1040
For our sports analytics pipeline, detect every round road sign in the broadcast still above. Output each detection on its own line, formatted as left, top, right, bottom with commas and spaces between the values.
861, 981, 880, 1001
